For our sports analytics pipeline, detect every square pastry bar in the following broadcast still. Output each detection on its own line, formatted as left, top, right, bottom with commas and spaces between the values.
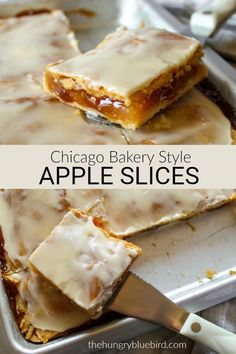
29, 210, 141, 317
44, 27, 207, 129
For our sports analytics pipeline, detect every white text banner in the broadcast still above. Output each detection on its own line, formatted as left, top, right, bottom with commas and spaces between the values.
0, 145, 235, 189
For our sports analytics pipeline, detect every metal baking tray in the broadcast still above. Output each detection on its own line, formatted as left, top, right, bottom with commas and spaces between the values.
0, 1, 236, 353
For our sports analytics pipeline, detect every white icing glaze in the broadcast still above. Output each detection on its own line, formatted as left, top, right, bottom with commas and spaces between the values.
0, 190, 67, 268
66, 189, 102, 211
11, 270, 90, 332
0, 99, 126, 144
49, 27, 200, 97
66, 190, 236, 236
123, 89, 232, 145
30, 211, 139, 314
0, 76, 48, 100
0, 11, 78, 79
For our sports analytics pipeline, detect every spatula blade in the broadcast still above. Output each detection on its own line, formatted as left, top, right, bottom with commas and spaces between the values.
107, 272, 188, 333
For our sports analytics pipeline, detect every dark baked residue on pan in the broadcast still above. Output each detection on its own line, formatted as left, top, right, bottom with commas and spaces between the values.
197, 79, 236, 129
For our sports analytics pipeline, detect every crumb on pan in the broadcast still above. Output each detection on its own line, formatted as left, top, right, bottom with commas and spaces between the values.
206, 269, 216, 279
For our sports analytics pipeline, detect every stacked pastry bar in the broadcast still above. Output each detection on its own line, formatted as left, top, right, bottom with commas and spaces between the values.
1, 189, 236, 343
44, 27, 207, 130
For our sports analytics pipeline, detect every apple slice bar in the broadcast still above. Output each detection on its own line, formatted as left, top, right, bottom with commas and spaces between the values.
29, 209, 141, 317
44, 27, 207, 130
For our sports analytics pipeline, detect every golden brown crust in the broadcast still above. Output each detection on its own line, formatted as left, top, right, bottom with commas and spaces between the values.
231, 129, 236, 144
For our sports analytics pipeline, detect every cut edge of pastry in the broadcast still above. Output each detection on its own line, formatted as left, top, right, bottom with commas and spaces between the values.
43, 27, 207, 130
88, 192, 236, 238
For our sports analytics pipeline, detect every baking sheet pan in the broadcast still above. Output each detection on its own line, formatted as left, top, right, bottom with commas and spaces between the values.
0, 0, 236, 353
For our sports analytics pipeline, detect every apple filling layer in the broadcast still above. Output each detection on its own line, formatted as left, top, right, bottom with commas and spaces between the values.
45, 61, 206, 130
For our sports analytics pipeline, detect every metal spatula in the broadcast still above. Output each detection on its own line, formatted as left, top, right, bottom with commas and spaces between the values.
107, 272, 236, 354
